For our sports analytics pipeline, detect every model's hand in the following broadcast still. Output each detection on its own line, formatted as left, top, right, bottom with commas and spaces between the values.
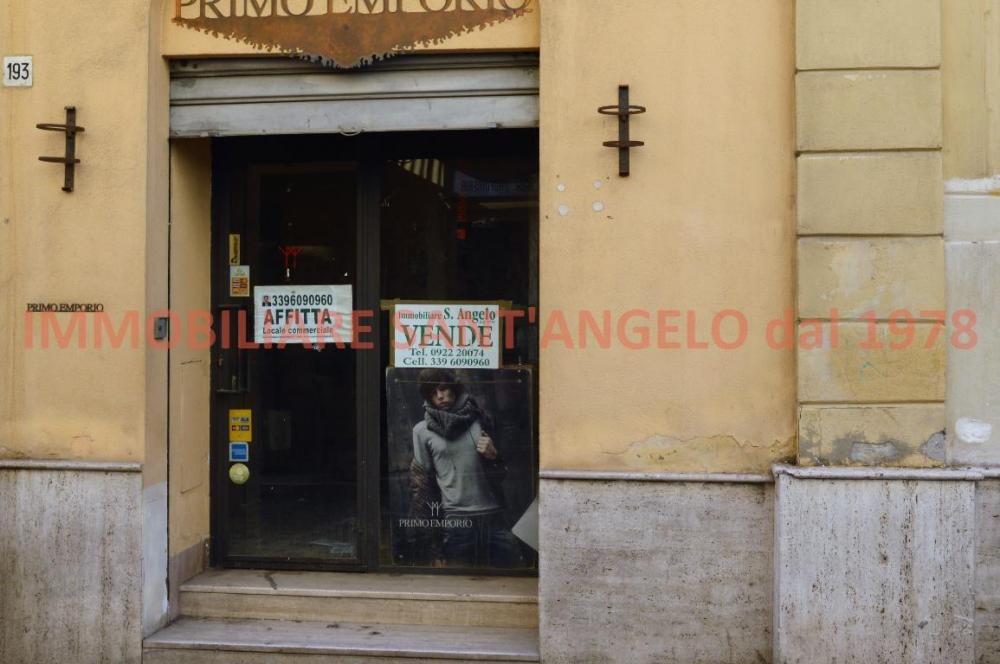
476, 433, 498, 460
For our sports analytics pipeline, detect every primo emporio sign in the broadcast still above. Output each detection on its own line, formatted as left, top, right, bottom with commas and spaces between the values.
174, 0, 533, 68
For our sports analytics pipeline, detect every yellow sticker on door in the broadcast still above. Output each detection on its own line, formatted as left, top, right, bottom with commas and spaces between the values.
229, 409, 252, 442
230, 265, 250, 298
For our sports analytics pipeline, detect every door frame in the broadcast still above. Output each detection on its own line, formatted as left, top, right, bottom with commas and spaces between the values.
210, 142, 383, 572
208, 131, 539, 574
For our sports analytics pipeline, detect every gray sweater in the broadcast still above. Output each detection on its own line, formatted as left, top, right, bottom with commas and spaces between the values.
412, 418, 502, 517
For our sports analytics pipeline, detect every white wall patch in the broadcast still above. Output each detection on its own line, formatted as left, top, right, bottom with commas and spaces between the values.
955, 418, 992, 445
945, 176, 1000, 194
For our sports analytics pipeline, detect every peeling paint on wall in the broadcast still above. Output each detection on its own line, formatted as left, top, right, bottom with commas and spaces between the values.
798, 405, 946, 468
922, 431, 946, 461
848, 440, 901, 464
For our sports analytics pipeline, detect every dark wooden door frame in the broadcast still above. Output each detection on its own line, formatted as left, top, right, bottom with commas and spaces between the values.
210, 143, 381, 572
208, 132, 539, 574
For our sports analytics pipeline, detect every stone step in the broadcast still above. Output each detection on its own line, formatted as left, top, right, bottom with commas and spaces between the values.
143, 617, 540, 663
179, 569, 539, 629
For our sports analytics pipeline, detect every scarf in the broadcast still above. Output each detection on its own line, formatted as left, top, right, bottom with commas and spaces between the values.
424, 393, 485, 439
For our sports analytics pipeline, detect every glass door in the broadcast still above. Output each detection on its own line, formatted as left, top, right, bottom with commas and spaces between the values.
213, 160, 365, 570
210, 131, 538, 574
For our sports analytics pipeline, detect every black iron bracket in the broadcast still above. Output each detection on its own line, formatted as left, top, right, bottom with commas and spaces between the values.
599, 86, 646, 177
37, 106, 84, 192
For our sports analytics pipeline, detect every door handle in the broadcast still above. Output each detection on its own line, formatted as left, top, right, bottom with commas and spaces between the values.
215, 304, 250, 394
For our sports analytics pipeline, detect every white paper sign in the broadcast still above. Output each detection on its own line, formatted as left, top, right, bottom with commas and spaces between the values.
392, 303, 500, 369
512, 497, 539, 552
254, 285, 352, 345
3, 56, 32, 87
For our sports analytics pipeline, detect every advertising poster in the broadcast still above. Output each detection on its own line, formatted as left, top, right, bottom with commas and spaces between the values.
385, 367, 536, 571
254, 285, 353, 345
391, 303, 502, 369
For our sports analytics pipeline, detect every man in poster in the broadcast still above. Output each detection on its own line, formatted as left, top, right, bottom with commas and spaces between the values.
408, 368, 521, 568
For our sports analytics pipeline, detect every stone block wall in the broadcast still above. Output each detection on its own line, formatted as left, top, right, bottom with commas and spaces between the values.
795, 0, 946, 467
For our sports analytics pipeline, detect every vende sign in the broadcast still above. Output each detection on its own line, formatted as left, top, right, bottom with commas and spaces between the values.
174, 0, 532, 68
392, 303, 501, 369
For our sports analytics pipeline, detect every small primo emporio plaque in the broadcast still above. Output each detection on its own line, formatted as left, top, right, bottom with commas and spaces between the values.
25, 303, 105, 312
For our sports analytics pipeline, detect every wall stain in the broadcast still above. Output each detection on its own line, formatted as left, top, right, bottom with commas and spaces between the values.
603, 433, 795, 473
800, 427, 947, 468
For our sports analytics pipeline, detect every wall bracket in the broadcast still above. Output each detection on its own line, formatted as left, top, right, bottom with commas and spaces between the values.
598, 86, 646, 177
37, 106, 84, 193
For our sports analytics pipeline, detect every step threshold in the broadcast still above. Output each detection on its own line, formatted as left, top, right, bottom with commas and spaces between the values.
182, 569, 538, 604
144, 617, 540, 662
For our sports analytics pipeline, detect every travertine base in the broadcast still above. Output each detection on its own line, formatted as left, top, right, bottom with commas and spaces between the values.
774, 469, 976, 663
0, 463, 143, 664
539, 478, 774, 664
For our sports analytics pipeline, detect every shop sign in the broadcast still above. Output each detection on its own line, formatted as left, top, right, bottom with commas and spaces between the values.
173, 0, 533, 69
254, 284, 353, 344
453, 171, 537, 198
392, 303, 500, 369
25, 302, 104, 312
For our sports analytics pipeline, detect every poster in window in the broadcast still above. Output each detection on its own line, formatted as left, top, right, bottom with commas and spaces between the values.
384, 366, 537, 571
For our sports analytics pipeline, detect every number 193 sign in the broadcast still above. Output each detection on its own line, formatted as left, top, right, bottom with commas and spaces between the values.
3, 56, 32, 87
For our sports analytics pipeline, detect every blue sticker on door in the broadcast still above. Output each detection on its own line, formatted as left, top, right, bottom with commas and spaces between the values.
229, 442, 249, 463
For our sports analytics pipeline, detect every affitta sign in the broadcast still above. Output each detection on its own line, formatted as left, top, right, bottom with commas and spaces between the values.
254, 285, 353, 344
173, 0, 532, 68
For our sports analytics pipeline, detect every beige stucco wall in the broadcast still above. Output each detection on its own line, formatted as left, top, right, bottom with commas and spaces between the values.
0, 0, 536, 462
168, 139, 212, 557
0, 1, 167, 468
2, 1, 794, 479
538, 0, 797, 473
943, 0, 1000, 180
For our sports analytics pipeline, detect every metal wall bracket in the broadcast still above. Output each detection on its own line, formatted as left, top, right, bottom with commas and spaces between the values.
37, 106, 84, 192
599, 86, 646, 177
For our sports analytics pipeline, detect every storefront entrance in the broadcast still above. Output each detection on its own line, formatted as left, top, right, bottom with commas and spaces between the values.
209, 130, 539, 574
